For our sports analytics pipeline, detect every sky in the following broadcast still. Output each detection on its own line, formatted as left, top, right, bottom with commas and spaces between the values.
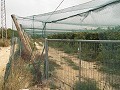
5, 0, 91, 28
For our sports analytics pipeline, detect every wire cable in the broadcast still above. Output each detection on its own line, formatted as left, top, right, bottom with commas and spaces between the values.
45, 0, 65, 22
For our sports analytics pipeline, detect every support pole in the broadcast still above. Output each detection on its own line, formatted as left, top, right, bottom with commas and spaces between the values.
11, 14, 44, 84
45, 38, 49, 79
79, 42, 82, 82
11, 14, 32, 54
42, 23, 46, 38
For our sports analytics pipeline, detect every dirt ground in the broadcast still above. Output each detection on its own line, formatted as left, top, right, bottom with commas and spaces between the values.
0, 47, 10, 84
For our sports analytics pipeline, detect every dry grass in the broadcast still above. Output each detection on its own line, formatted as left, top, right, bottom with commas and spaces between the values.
4, 57, 33, 90
0, 77, 4, 90
0, 39, 10, 47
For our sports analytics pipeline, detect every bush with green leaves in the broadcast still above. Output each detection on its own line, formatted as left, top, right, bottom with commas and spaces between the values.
96, 26, 120, 75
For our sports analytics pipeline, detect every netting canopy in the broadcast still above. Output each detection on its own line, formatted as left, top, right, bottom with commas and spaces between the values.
13, 0, 120, 36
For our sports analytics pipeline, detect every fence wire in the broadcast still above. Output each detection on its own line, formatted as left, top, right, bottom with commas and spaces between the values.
3, 37, 46, 89
47, 39, 120, 90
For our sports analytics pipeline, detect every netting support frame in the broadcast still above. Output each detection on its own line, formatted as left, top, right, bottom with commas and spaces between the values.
44, 38, 49, 80
42, 22, 47, 38
78, 42, 82, 82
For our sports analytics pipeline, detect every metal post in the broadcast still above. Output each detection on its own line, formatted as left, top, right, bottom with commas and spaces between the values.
1, 0, 7, 39
42, 23, 46, 38
32, 16, 35, 38
45, 38, 49, 79
79, 42, 82, 82
19, 39, 22, 57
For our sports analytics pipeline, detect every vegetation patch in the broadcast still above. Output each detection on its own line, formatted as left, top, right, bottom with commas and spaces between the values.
49, 59, 61, 72
0, 39, 10, 47
0, 29, 18, 47
0, 78, 4, 90
110, 83, 120, 89
4, 57, 33, 90
62, 57, 79, 70
73, 79, 100, 90
96, 48, 120, 75
49, 41, 79, 54
50, 83, 59, 89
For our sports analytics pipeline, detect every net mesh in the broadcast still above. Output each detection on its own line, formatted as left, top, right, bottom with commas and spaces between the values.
14, 0, 120, 36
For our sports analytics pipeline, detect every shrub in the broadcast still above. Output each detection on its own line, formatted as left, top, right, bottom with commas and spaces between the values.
74, 80, 99, 90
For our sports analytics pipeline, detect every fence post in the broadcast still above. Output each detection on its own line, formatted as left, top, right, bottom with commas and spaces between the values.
45, 38, 49, 80
79, 42, 82, 82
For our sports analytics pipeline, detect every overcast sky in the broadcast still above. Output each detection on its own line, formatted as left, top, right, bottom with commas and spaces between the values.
5, 0, 91, 28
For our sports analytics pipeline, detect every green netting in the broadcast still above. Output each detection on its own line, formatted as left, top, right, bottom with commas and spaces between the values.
13, 0, 120, 35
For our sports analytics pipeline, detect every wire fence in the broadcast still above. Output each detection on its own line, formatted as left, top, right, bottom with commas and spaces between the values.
3, 37, 120, 90
46, 39, 120, 90
3, 36, 47, 89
